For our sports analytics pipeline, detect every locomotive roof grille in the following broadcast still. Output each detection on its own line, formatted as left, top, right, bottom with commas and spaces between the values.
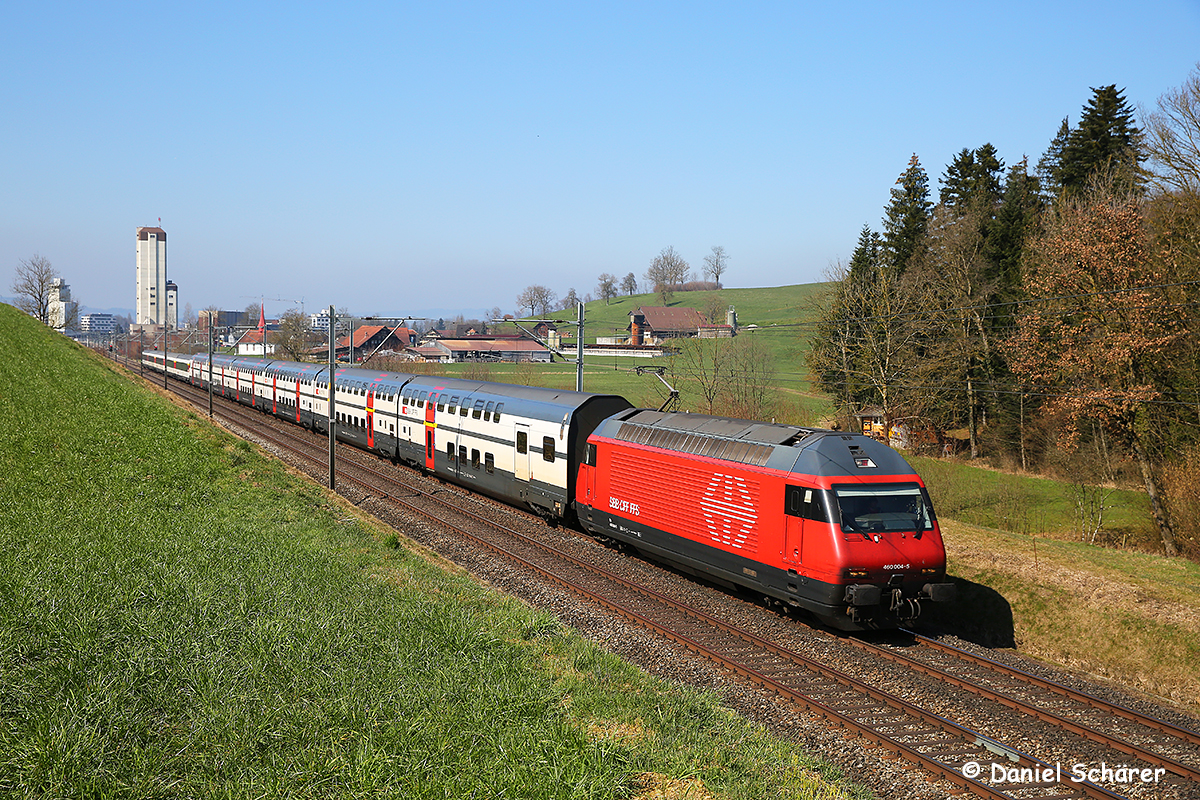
615, 422, 774, 466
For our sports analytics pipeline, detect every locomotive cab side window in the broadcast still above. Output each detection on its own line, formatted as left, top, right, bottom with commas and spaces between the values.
785, 486, 829, 522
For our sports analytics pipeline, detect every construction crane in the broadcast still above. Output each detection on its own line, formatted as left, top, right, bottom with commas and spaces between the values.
241, 295, 306, 316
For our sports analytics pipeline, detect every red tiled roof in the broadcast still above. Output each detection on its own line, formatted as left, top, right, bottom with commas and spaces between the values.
634, 306, 707, 332
438, 339, 548, 353
335, 326, 415, 349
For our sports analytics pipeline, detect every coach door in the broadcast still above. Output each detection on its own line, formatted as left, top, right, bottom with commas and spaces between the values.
366, 385, 375, 449
515, 423, 531, 482
424, 393, 437, 470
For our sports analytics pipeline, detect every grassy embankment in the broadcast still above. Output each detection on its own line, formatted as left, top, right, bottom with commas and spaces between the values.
0, 302, 858, 797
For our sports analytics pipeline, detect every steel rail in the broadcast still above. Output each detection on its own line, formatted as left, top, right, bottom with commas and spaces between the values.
824, 632, 1200, 782
902, 629, 1200, 748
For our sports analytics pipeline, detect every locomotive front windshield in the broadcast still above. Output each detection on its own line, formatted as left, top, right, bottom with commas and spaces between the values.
834, 484, 934, 534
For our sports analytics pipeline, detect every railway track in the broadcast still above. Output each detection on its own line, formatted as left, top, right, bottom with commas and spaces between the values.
118, 355, 1200, 800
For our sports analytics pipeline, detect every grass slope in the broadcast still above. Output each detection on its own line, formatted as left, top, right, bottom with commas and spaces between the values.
0, 302, 856, 798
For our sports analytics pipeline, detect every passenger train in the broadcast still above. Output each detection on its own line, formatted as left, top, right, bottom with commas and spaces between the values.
142, 350, 954, 630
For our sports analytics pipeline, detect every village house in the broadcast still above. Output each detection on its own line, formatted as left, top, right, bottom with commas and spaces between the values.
628, 306, 708, 345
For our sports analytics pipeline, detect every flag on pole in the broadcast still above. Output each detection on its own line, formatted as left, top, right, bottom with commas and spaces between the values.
258, 303, 266, 342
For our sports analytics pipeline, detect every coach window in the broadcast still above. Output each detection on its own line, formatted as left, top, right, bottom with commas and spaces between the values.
542, 436, 555, 463
493, 403, 503, 422
471, 449, 480, 469
447, 396, 459, 414
459, 445, 468, 463
401, 389, 409, 406
418, 391, 428, 409
484, 401, 494, 421
436, 396, 446, 412
460, 402, 469, 417
473, 400, 484, 419
517, 431, 527, 454
447, 442, 455, 461
485, 453, 494, 474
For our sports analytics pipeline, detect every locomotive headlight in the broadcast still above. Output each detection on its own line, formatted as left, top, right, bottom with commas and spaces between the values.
844, 568, 869, 579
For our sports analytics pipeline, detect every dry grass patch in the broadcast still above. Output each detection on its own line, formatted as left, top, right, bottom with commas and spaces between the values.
933, 520, 1200, 709
587, 719, 654, 744
632, 772, 715, 800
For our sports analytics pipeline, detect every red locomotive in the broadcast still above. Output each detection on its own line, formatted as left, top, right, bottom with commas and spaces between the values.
576, 409, 953, 630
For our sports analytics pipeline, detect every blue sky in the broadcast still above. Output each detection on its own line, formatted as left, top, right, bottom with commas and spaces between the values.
3, 1, 1198, 320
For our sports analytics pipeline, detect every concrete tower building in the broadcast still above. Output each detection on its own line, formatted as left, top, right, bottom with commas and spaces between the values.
165, 280, 179, 330
136, 226, 167, 325
48, 278, 78, 332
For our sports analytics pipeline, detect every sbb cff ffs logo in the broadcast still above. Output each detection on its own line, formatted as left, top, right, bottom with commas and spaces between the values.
609, 496, 641, 516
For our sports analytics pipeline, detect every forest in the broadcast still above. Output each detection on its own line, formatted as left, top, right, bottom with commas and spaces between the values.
808, 68, 1200, 559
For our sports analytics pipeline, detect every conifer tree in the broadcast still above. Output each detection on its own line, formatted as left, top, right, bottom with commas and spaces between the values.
1058, 85, 1143, 195
1037, 118, 1071, 201
983, 157, 1042, 294
940, 144, 1004, 213
846, 224, 884, 284
882, 154, 932, 275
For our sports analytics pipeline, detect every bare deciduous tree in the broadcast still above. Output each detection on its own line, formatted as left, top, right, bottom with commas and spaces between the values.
273, 308, 316, 361
10, 254, 58, 324
645, 246, 689, 303
726, 335, 775, 421
702, 245, 730, 287
674, 334, 776, 419
516, 285, 556, 317
1142, 64, 1200, 195
596, 273, 618, 304
674, 337, 731, 414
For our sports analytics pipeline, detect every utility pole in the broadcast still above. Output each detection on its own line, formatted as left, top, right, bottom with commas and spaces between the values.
328, 305, 336, 490
576, 301, 584, 393
208, 323, 214, 418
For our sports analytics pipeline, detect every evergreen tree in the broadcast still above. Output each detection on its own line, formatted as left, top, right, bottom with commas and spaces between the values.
882, 154, 932, 275
1037, 118, 1071, 201
1058, 85, 1143, 194
846, 224, 884, 285
939, 144, 1004, 212
983, 157, 1042, 294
